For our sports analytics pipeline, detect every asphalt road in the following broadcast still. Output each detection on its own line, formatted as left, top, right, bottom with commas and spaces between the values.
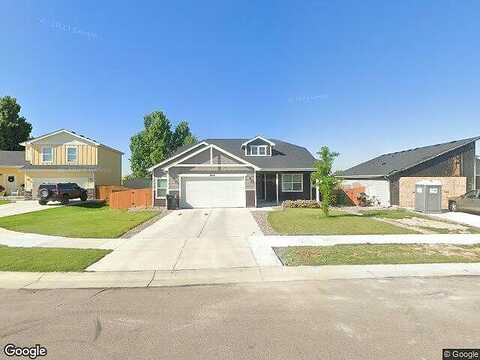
1, 277, 479, 360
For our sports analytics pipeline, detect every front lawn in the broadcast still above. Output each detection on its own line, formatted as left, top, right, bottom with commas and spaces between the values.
0, 203, 158, 238
275, 244, 480, 266
268, 208, 417, 235
0, 245, 111, 272
0, 200, 10, 205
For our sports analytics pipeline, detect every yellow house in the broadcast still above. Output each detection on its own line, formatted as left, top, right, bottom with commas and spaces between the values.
0, 151, 28, 196
0, 129, 123, 198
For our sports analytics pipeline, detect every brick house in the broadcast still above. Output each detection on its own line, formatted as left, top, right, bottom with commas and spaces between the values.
339, 136, 479, 209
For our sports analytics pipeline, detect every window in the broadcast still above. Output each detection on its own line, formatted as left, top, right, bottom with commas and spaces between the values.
66, 146, 77, 163
41, 147, 53, 163
249, 145, 268, 156
282, 173, 303, 192
156, 177, 168, 198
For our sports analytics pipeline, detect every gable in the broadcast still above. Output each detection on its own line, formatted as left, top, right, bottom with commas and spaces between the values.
31, 132, 94, 146
178, 147, 245, 165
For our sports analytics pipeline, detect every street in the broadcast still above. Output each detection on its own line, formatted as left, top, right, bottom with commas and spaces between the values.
1, 276, 479, 360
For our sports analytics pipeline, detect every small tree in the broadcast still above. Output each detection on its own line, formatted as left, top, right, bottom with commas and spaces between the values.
311, 146, 340, 216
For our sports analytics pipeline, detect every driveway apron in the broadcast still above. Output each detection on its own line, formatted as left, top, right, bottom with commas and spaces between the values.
88, 208, 262, 271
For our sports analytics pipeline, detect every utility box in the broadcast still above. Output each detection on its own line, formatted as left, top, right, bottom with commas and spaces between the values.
415, 180, 442, 213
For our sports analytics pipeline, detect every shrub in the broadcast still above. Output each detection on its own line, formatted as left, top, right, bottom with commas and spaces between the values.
282, 200, 322, 208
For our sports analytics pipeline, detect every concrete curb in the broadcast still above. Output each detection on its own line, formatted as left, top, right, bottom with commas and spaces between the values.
2, 263, 480, 289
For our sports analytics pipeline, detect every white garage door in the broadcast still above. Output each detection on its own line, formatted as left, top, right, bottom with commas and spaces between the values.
180, 176, 246, 208
32, 177, 90, 198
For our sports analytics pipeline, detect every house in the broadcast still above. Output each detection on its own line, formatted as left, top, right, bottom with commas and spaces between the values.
0, 151, 28, 195
149, 136, 316, 208
0, 129, 123, 198
477, 157, 480, 189
340, 136, 479, 209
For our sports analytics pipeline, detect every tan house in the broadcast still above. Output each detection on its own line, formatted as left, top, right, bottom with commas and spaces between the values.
0, 129, 123, 198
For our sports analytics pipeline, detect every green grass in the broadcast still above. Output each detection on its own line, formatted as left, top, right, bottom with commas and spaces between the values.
0, 200, 10, 205
275, 244, 480, 266
268, 208, 418, 235
0, 203, 158, 238
0, 245, 111, 272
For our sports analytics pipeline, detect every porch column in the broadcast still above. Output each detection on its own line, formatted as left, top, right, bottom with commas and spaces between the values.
264, 173, 266, 201
276, 173, 279, 205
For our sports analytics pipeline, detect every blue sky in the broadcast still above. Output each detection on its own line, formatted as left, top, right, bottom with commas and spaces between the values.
2, 0, 479, 175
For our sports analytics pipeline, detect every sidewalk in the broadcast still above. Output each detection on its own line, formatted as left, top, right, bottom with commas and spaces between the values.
0, 227, 124, 249
2, 263, 480, 289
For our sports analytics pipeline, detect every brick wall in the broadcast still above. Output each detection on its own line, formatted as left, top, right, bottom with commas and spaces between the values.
399, 177, 466, 209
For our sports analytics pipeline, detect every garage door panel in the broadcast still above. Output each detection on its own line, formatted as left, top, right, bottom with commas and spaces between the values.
180, 176, 245, 208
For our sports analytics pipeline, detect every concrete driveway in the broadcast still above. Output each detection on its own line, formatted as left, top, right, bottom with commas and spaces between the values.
430, 211, 480, 228
88, 208, 263, 271
0, 200, 60, 217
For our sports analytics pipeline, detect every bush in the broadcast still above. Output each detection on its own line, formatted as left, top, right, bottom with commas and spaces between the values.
282, 200, 322, 208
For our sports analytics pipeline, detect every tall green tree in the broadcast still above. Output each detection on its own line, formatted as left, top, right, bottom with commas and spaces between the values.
129, 111, 197, 177
311, 146, 340, 217
0, 96, 33, 150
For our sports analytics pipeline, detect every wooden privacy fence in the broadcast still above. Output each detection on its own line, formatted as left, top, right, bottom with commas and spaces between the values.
96, 185, 127, 203
109, 188, 152, 209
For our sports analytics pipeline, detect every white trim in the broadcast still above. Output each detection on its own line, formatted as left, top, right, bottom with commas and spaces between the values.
24, 168, 97, 172
178, 173, 247, 209
170, 164, 250, 168
20, 129, 100, 146
275, 173, 279, 204
41, 146, 53, 164
241, 136, 275, 147
155, 176, 168, 199
261, 168, 314, 171
248, 145, 268, 156
147, 142, 209, 172
65, 145, 78, 163
165, 144, 260, 170
281, 173, 304, 192
151, 173, 155, 206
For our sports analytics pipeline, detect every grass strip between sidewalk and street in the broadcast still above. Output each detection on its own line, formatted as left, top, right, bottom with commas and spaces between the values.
268, 208, 418, 235
274, 244, 480, 266
0, 245, 111, 272
0, 203, 158, 238
0, 200, 10, 205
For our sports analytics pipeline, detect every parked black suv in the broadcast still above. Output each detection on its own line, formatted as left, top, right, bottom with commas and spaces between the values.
38, 183, 88, 205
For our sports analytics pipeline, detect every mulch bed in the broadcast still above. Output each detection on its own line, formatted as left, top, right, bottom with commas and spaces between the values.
251, 211, 278, 235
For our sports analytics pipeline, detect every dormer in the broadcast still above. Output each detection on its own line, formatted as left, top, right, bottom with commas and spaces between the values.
241, 136, 275, 156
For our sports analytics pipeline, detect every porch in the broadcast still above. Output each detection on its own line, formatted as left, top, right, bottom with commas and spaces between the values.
255, 171, 316, 206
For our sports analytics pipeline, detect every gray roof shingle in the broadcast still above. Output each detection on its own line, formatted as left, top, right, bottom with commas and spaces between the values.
165, 138, 316, 170
0, 151, 27, 166
342, 136, 480, 178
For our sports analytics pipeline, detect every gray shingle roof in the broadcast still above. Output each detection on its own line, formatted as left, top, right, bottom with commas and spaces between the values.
0, 151, 27, 166
342, 136, 480, 178
166, 138, 316, 170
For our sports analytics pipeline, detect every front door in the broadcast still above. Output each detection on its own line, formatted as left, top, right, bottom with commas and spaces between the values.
5, 175, 16, 195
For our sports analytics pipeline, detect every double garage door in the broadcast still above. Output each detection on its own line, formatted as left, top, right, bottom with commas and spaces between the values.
32, 177, 90, 198
180, 176, 246, 208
